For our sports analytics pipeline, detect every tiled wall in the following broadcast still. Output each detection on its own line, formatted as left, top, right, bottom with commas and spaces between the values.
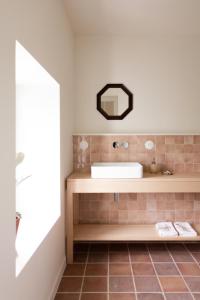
73, 135, 200, 224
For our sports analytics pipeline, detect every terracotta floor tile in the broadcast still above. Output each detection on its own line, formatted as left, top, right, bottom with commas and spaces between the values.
154, 263, 179, 275
109, 263, 132, 276
184, 277, 200, 292
109, 277, 134, 292
165, 293, 193, 300
109, 251, 129, 262
167, 243, 186, 251
74, 243, 90, 253
150, 251, 173, 262
177, 263, 200, 276
90, 243, 109, 252
128, 243, 148, 252
134, 276, 161, 292
191, 252, 200, 262
185, 243, 200, 252
58, 277, 82, 293
88, 252, 108, 263
85, 263, 108, 276
170, 251, 194, 262
148, 243, 167, 251
109, 293, 136, 300
132, 263, 155, 276
82, 277, 107, 292
110, 243, 128, 252
64, 264, 85, 276
193, 294, 200, 300
74, 253, 87, 263
55, 294, 80, 300
130, 251, 151, 262
81, 293, 107, 300
137, 293, 164, 300
159, 276, 188, 292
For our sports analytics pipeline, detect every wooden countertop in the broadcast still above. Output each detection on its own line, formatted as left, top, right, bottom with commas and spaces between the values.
66, 172, 200, 193
67, 172, 200, 181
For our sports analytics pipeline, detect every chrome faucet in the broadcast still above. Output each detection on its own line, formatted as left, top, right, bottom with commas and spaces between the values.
112, 141, 129, 149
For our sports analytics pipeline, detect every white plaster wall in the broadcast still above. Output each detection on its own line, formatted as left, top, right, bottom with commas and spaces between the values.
0, 0, 74, 299
75, 36, 200, 134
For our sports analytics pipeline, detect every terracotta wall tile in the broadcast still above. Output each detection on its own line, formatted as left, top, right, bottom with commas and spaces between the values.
194, 136, 200, 144
184, 135, 194, 144
165, 136, 176, 144
74, 134, 200, 224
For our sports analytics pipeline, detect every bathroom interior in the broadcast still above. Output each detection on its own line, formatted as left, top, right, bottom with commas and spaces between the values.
1, 0, 200, 299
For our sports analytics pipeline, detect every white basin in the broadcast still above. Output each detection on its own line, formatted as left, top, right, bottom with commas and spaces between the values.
91, 162, 143, 179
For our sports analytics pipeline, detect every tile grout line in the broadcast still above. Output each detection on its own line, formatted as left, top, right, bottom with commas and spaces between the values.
128, 243, 137, 300
78, 243, 90, 300
165, 243, 195, 300
147, 243, 167, 300
183, 243, 200, 268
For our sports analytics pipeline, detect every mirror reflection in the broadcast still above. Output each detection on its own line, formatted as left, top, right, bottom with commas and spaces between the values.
101, 88, 129, 116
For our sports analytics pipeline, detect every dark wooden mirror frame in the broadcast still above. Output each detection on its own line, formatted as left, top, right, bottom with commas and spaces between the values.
97, 83, 133, 120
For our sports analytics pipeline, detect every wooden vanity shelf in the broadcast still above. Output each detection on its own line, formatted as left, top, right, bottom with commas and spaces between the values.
66, 172, 200, 263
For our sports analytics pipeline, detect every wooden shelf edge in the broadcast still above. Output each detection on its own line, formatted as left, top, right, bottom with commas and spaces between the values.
74, 224, 200, 242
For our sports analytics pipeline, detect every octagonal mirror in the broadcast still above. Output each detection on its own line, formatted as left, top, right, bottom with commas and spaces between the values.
97, 83, 133, 120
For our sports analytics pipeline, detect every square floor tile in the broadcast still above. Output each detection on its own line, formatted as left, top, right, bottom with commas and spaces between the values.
148, 243, 167, 251
177, 263, 200, 276
137, 293, 164, 300
159, 276, 188, 292
128, 243, 147, 252
154, 263, 179, 275
170, 251, 194, 262
167, 243, 186, 251
90, 243, 109, 252
191, 252, 200, 262
184, 277, 200, 292
185, 243, 200, 252
134, 276, 161, 292
74, 253, 87, 263
193, 294, 200, 300
109, 263, 132, 276
110, 243, 128, 252
82, 277, 107, 292
58, 277, 82, 293
132, 263, 155, 276
109, 252, 129, 263
165, 293, 193, 300
81, 293, 107, 300
130, 251, 151, 262
88, 252, 108, 263
74, 243, 90, 253
55, 294, 80, 300
109, 277, 134, 292
85, 263, 108, 276
109, 293, 136, 300
150, 251, 173, 262
64, 264, 85, 276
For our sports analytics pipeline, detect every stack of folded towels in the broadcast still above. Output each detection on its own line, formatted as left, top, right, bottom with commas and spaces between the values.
155, 222, 197, 237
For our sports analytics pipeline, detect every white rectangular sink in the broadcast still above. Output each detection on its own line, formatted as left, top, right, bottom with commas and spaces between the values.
91, 162, 143, 179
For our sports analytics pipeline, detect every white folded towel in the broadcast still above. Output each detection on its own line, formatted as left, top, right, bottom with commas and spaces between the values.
155, 222, 178, 237
174, 222, 197, 237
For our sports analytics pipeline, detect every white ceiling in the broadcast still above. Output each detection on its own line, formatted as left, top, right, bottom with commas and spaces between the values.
64, 0, 200, 36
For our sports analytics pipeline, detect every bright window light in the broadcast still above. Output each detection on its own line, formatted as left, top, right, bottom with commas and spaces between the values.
15, 41, 60, 276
